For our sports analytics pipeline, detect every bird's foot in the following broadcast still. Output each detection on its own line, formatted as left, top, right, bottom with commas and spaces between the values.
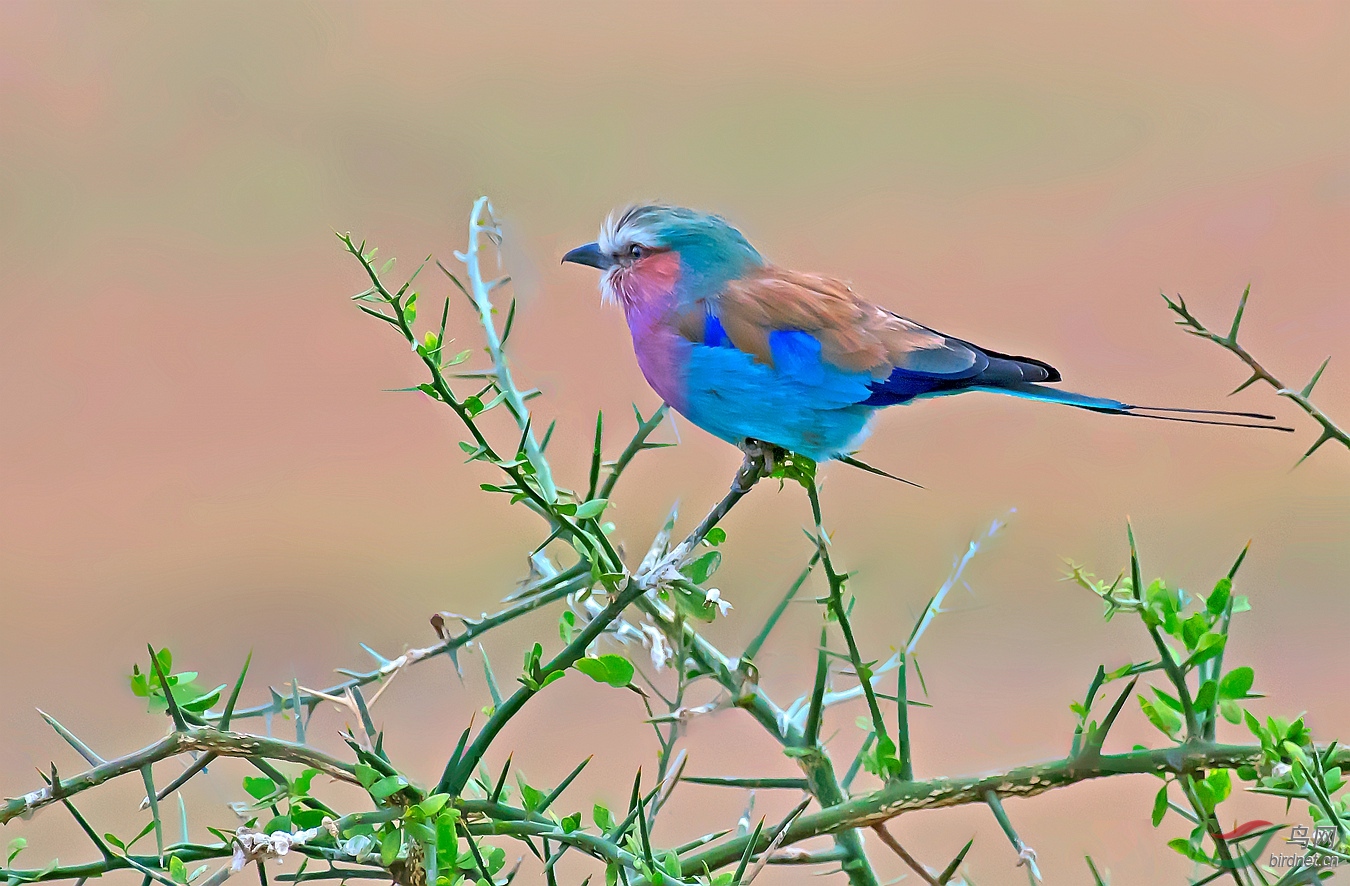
735, 438, 786, 491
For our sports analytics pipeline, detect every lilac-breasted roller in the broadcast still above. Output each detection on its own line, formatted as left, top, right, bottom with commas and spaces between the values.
563, 205, 1290, 462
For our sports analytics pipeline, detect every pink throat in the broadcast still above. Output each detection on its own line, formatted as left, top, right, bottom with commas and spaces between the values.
611, 253, 687, 410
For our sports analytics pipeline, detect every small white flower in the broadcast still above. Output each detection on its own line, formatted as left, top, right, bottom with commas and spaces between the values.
1272, 762, 1293, 779
640, 622, 675, 671
705, 588, 733, 617
342, 834, 374, 861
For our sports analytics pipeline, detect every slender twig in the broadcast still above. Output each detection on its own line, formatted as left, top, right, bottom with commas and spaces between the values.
870, 824, 938, 886
598, 405, 670, 500
983, 790, 1041, 883
741, 553, 819, 663
214, 563, 589, 723
452, 196, 558, 501
1163, 288, 1348, 464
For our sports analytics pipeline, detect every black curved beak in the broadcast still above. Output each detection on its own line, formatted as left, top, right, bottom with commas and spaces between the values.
561, 242, 613, 270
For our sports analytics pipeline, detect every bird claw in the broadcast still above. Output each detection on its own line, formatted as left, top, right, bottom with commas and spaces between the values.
736, 438, 784, 489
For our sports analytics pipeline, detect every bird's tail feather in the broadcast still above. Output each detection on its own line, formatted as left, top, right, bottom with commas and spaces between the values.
983, 382, 1294, 432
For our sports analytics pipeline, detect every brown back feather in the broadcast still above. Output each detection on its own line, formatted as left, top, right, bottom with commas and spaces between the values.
708, 267, 979, 378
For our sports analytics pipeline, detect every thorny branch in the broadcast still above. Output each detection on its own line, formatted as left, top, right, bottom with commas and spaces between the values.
4, 203, 1347, 886
1164, 286, 1349, 464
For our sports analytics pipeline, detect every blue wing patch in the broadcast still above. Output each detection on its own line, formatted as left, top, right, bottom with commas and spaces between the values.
860, 351, 990, 406
703, 314, 730, 348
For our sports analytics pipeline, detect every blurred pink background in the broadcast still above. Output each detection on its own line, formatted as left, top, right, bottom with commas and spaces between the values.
2, 3, 1348, 883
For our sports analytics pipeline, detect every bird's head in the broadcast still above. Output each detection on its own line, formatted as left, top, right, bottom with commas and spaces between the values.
563, 205, 763, 306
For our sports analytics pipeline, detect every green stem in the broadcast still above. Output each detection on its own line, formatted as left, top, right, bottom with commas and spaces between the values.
598, 405, 669, 500
805, 476, 893, 770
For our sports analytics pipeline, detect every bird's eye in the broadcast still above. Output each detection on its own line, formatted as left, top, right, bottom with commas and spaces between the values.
629, 244, 644, 260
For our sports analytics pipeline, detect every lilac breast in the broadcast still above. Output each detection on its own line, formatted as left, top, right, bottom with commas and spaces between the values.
626, 306, 689, 413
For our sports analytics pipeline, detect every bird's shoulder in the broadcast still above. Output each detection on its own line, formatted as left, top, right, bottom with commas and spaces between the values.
673, 265, 979, 378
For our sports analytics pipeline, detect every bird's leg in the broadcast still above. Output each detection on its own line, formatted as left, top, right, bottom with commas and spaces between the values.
736, 438, 785, 489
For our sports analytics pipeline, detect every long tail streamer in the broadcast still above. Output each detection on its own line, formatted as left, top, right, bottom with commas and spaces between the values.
989, 382, 1294, 432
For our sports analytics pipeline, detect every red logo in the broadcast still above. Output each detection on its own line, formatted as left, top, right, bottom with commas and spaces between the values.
1219, 820, 1276, 840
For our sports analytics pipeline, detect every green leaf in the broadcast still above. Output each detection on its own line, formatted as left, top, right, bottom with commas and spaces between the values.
1205, 769, 1232, 804
1151, 783, 1169, 827
6, 838, 26, 864
561, 813, 581, 833
1195, 680, 1218, 713
1184, 633, 1226, 669
435, 813, 459, 875
291, 769, 319, 798
517, 778, 546, 813
575, 655, 634, 688
671, 583, 718, 623
380, 827, 402, 867
1206, 578, 1231, 617
243, 776, 278, 801
1152, 686, 1183, 713
593, 804, 615, 832
684, 551, 722, 585
574, 498, 609, 520
181, 685, 224, 714
1181, 613, 1208, 651
369, 775, 411, 800
1168, 837, 1209, 863
1219, 699, 1242, 724
1219, 666, 1254, 699
704, 528, 726, 546
170, 855, 188, 884
354, 764, 382, 790
124, 820, 157, 850
417, 794, 450, 818
769, 451, 816, 488
1139, 695, 1182, 740
1244, 709, 1265, 743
